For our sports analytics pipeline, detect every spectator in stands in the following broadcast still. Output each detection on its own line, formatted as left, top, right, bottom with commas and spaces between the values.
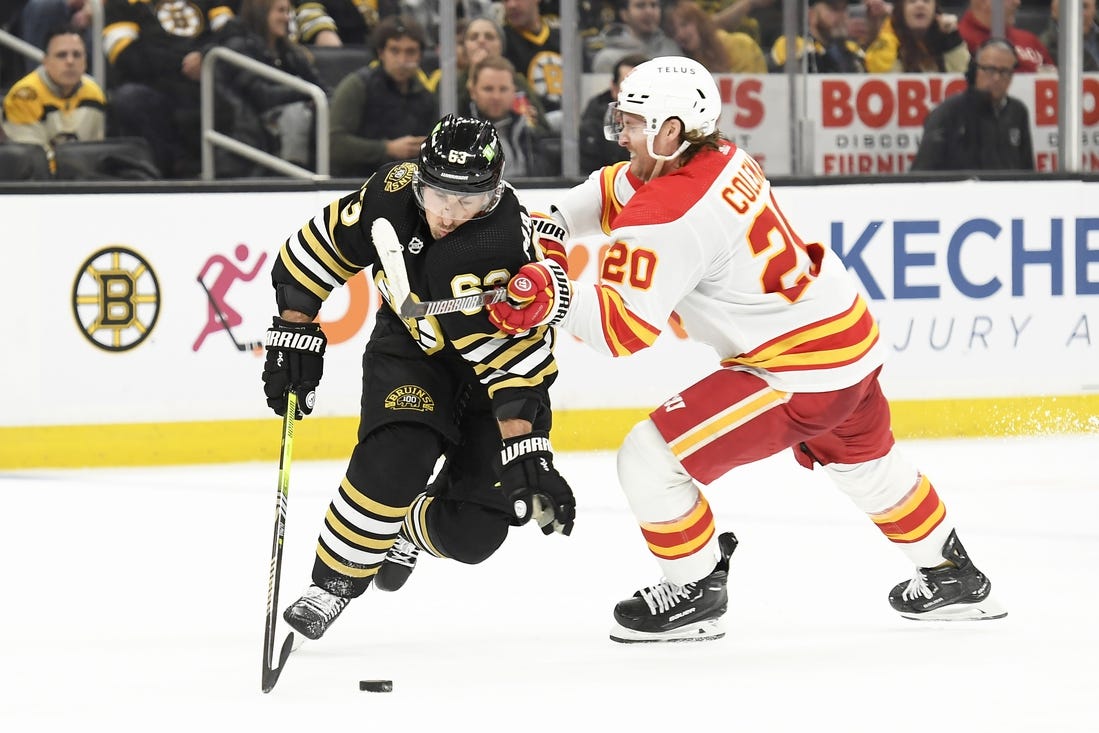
328, 14, 436, 177
456, 15, 547, 130
466, 53, 551, 177
911, 37, 1034, 171
294, 0, 387, 47
102, 0, 234, 178
590, 0, 682, 74
576, 0, 619, 54
501, 0, 564, 130
958, 0, 1055, 71
845, 1, 878, 49
454, 15, 470, 68
459, 15, 503, 79
215, 0, 326, 175
1041, 0, 1099, 71
8, 0, 95, 72
667, 0, 766, 72
705, 0, 772, 45
858, 0, 896, 49
579, 51, 645, 171
865, 0, 970, 72
718, 0, 791, 49
2, 26, 104, 169
768, 0, 867, 72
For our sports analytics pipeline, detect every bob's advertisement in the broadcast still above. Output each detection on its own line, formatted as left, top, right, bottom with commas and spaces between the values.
616, 72, 1099, 175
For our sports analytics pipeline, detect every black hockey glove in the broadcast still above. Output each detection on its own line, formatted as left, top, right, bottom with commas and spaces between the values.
499, 432, 575, 536
262, 317, 326, 419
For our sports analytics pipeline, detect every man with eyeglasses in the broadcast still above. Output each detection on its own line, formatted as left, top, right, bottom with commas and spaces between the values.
265, 114, 576, 644
2, 26, 105, 171
911, 37, 1034, 171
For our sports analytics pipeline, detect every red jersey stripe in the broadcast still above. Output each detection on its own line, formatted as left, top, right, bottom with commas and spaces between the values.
596, 284, 661, 356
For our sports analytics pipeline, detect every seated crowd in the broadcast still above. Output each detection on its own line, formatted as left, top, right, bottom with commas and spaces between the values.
0, 0, 1071, 180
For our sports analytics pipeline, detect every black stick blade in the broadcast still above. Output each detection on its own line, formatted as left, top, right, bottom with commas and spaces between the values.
261, 632, 296, 693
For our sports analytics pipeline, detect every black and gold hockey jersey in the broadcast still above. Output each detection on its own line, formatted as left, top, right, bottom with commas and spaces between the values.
102, 0, 234, 84
271, 160, 559, 422
503, 21, 563, 113
1, 69, 106, 156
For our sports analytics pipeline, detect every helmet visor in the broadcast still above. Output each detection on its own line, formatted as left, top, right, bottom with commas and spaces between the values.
414, 173, 502, 221
603, 103, 648, 141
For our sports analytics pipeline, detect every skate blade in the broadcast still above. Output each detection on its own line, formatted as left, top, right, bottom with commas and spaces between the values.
609, 619, 725, 644
899, 595, 1008, 621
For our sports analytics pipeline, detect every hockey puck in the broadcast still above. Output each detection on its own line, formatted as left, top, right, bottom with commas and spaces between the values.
359, 679, 393, 692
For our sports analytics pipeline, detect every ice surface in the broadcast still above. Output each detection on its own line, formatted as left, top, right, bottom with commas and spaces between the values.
1, 435, 1096, 731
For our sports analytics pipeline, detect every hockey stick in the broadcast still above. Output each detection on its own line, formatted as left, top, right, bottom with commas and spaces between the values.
261, 391, 297, 693
197, 276, 264, 351
371, 217, 507, 318
399, 288, 507, 318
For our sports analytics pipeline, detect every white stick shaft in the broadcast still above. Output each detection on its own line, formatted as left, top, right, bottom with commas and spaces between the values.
371, 217, 506, 318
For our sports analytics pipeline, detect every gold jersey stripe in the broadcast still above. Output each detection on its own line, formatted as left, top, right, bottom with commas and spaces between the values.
597, 285, 660, 355
639, 496, 711, 534
758, 296, 869, 358
302, 223, 357, 282
279, 247, 329, 300
872, 475, 931, 524
729, 326, 880, 371
599, 162, 629, 235
736, 297, 870, 363
325, 508, 396, 550
646, 528, 712, 558
881, 503, 946, 543
316, 543, 378, 578
670, 388, 791, 460
339, 476, 407, 518
411, 495, 445, 557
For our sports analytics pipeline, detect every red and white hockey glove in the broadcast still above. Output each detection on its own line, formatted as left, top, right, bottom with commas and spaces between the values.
530, 212, 568, 270
487, 259, 572, 335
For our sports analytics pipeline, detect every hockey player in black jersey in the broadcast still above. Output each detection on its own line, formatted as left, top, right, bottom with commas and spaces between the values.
262, 115, 576, 641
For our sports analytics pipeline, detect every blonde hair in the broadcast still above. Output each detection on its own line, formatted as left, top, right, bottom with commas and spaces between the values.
667, 0, 732, 73
680, 129, 725, 164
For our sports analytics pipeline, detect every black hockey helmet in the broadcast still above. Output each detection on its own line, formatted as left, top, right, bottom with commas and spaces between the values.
414, 115, 505, 220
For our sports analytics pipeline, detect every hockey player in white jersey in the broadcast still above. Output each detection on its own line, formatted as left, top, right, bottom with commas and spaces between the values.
488, 56, 1006, 643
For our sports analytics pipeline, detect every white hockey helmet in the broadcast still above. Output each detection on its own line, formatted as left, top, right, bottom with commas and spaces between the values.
616, 56, 722, 140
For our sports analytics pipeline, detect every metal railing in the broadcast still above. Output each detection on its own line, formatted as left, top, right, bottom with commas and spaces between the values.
200, 46, 330, 181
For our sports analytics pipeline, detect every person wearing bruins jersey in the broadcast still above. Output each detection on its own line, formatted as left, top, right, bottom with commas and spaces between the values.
2, 27, 106, 170
262, 115, 576, 642
502, 0, 564, 129
102, 0, 235, 176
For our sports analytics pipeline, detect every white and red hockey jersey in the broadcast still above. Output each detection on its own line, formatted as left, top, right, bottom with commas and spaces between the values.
551, 144, 886, 393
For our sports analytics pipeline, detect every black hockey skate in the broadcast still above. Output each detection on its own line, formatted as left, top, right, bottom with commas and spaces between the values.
889, 530, 1007, 621
374, 530, 420, 592
283, 584, 351, 640
610, 531, 738, 643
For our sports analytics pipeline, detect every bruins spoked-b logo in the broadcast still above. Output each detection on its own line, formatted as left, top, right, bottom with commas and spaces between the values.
384, 162, 416, 192
384, 385, 435, 412
72, 246, 161, 351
